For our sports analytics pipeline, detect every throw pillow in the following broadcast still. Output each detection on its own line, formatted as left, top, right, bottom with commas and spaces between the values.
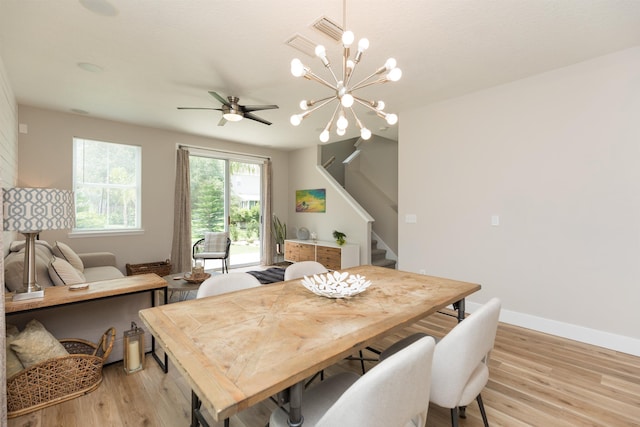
3, 251, 54, 292
6, 324, 24, 378
10, 319, 69, 369
9, 239, 53, 253
204, 231, 229, 252
53, 241, 84, 272
49, 256, 86, 286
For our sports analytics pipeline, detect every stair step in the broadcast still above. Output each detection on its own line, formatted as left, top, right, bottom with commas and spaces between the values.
372, 258, 396, 269
371, 248, 386, 261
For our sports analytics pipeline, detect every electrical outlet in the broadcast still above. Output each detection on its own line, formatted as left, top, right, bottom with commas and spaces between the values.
419, 269, 426, 275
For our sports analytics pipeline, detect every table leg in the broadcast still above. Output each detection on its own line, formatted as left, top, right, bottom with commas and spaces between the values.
151, 289, 169, 373
288, 381, 305, 427
456, 298, 466, 323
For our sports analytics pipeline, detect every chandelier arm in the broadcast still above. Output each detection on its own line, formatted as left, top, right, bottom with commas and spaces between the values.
325, 63, 340, 85
348, 70, 383, 92
304, 96, 338, 116
324, 103, 341, 132
353, 96, 382, 113
344, 56, 360, 87
306, 70, 339, 91
351, 76, 388, 92
307, 95, 337, 108
348, 106, 364, 129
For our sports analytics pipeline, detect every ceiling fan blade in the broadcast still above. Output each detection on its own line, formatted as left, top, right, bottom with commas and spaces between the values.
244, 112, 272, 126
217, 116, 228, 126
242, 104, 279, 113
208, 91, 231, 107
177, 107, 223, 111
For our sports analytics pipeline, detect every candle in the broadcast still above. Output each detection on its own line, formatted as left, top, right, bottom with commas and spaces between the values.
128, 341, 140, 371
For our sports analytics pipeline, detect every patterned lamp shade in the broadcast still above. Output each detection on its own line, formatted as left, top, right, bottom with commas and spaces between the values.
3, 188, 75, 232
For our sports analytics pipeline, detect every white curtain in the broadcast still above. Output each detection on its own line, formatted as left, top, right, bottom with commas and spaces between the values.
170, 148, 192, 273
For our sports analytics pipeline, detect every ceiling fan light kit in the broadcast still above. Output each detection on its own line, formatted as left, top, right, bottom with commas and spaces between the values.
289, 21, 401, 143
178, 92, 278, 126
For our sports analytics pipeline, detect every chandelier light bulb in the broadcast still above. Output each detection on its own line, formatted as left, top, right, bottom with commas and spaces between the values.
387, 67, 402, 82
291, 59, 305, 77
341, 93, 354, 108
319, 130, 330, 143
342, 31, 354, 47
315, 45, 326, 58
337, 114, 349, 130
385, 113, 398, 125
360, 127, 372, 140
358, 38, 370, 51
346, 60, 355, 70
299, 100, 310, 110
375, 100, 385, 111
384, 58, 397, 71
290, 114, 302, 126
336, 127, 346, 136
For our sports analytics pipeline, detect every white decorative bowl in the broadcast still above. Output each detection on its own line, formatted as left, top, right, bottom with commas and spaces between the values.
301, 271, 372, 298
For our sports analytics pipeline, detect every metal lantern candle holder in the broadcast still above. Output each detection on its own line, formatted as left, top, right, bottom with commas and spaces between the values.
123, 321, 145, 374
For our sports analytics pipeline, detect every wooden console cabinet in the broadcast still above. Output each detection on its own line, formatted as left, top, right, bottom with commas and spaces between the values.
284, 239, 359, 270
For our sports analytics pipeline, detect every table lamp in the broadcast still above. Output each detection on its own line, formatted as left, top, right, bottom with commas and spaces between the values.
3, 187, 74, 301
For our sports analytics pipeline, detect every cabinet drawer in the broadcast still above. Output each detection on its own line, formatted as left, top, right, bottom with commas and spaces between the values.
285, 241, 315, 262
316, 246, 341, 271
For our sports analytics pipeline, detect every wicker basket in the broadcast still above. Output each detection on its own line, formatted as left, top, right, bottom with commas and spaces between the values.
125, 259, 172, 277
7, 327, 116, 418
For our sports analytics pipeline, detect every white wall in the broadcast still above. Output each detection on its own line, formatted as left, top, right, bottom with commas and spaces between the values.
287, 146, 372, 265
399, 47, 640, 354
16, 106, 289, 272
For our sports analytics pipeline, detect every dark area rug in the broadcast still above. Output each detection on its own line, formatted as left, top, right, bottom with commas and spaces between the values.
246, 267, 286, 284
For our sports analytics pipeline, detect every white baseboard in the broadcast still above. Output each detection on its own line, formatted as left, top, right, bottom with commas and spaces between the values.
465, 301, 640, 357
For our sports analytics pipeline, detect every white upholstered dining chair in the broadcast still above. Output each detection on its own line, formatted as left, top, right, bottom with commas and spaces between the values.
196, 272, 261, 299
380, 297, 502, 427
269, 335, 436, 427
283, 260, 328, 281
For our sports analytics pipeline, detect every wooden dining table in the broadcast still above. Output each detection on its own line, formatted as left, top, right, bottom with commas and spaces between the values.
139, 265, 481, 426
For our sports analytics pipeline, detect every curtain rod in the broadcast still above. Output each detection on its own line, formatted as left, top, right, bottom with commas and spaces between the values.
178, 144, 271, 161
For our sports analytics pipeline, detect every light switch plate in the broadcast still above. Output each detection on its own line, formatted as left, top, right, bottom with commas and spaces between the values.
405, 214, 417, 223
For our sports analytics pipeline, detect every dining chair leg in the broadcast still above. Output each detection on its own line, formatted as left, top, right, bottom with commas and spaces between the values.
459, 405, 467, 418
450, 407, 459, 427
477, 393, 489, 427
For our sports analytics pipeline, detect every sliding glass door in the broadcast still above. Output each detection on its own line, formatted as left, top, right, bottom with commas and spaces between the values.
189, 153, 262, 268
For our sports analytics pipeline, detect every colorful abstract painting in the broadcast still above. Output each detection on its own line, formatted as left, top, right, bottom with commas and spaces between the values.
296, 189, 326, 213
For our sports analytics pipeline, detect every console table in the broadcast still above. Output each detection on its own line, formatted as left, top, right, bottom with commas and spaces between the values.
284, 239, 359, 270
5, 273, 169, 372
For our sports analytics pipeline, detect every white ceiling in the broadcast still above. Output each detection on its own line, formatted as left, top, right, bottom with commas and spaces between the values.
1, 0, 639, 150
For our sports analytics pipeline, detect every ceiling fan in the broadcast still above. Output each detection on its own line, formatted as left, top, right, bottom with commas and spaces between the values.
178, 91, 279, 126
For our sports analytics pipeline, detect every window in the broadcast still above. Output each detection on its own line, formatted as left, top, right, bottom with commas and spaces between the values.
73, 138, 141, 232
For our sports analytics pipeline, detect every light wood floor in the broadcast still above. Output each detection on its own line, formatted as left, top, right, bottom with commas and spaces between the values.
8, 310, 640, 427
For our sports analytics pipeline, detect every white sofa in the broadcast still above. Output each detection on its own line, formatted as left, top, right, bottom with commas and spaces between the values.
4, 240, 153, 364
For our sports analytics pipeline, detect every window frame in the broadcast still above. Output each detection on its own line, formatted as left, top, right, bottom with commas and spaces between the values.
71, 137, 143, 236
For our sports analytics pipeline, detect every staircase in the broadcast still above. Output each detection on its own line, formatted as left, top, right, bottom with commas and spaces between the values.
371, 239, 396, 269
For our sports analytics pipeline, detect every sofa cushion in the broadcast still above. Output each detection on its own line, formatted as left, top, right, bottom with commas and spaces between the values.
82, 265, 124, 282
48, 256, 86, 286
6, 324, 24, 378
10, 319, 69, 369
53, 241, 84, 272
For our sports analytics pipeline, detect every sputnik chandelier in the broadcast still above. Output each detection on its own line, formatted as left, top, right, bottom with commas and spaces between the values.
289, 6, 401, 143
